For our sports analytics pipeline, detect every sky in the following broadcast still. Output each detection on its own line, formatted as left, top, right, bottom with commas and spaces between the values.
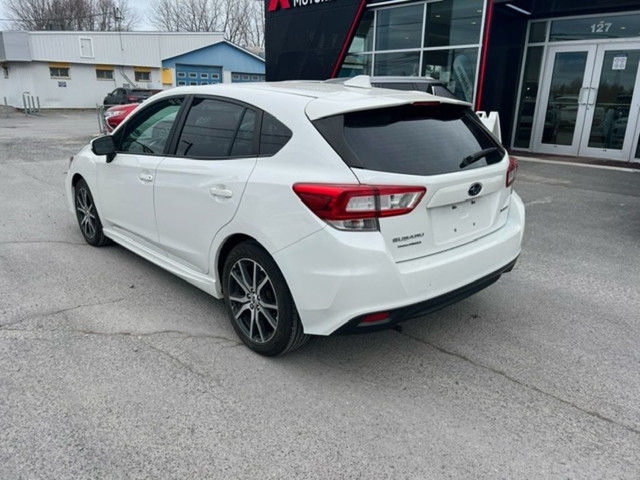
0, 0, 156, 31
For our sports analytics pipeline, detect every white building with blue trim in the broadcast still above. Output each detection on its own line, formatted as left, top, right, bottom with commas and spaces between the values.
0, 31, 265, 109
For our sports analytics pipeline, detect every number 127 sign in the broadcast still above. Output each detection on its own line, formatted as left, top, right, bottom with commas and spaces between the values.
590, 21, 612, 33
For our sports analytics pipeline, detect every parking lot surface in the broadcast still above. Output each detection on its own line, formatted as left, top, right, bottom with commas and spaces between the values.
1, 111, 640, 479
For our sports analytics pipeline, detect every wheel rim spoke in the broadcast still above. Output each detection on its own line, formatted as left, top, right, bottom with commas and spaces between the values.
228, 258, 279, 344
258, 307, 277, 330
76, 188, 96, 239
230, 270, 250, 294
254, 309, 266, 342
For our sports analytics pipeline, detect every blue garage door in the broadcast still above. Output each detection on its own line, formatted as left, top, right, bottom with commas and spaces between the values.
231, 72, 266, 83
176, 64, 222, 86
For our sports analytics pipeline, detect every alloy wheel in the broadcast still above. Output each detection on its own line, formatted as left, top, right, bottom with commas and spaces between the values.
227, 258, 279, 344
76, 187, 96, 240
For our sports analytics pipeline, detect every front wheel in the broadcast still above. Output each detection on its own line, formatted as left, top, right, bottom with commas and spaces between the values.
74, 178, 110, 247
222, 241, 309, 356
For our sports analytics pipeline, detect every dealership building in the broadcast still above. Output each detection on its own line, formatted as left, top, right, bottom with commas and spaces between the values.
266, 0, 640, 162
0, 31, 265, 109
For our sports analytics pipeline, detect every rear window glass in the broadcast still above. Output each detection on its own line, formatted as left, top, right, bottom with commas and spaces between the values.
314, 104, 504, 176
260, 112, 292, 156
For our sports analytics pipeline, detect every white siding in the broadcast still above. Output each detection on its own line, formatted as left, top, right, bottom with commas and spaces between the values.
27, 32, 224, 67
1, 62, 165, 108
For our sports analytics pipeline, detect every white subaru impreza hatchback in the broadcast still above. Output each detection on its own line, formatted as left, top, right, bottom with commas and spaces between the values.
66, 79, 525, 356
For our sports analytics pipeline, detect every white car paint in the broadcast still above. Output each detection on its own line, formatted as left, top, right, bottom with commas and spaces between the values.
66, 81, 525, 338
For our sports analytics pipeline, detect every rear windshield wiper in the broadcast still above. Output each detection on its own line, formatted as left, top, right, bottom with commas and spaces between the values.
459, 147, 498, 169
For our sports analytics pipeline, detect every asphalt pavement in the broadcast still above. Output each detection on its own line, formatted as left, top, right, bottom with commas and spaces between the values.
1, 110, 640, 479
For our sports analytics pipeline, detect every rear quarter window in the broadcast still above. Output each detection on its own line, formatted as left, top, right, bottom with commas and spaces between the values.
260, 112, 292, 156
314, 104, 504, 176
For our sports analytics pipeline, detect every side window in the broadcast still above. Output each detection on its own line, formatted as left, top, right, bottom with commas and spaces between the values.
119, 98, 183, 154
176, 98, 247, 158
230, 109, 257, 157
260, 112, 292, 156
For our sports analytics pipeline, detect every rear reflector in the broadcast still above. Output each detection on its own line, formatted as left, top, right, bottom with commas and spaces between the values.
359, 312, 390, 325
293, 184, 426, 231
506, 156, 517, 187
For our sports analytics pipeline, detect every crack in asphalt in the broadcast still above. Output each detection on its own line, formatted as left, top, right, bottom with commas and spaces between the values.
0, 240, 87, 246
398, 329, 640, 438
0, 298, 128, 329
137, 338, 217, 382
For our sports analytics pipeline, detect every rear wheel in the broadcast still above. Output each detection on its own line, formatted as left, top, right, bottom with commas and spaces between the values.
74, 179, 110, 247
222, 241, 309, 356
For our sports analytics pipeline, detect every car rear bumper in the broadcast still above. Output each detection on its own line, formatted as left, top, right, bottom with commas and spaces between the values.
333, 255, 518, 334
274, 192, 525, 336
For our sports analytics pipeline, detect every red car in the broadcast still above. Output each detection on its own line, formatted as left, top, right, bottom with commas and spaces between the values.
103, 103, 139, 132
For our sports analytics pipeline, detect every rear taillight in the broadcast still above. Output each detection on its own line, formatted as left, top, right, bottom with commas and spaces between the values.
506, 156, 517, 187
293, 184, 426, 231
128, 96, 136, 101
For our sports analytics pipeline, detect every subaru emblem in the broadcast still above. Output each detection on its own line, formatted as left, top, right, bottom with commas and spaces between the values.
468, 183, 483, 197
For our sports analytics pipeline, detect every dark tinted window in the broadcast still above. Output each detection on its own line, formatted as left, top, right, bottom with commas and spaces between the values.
260, 113, 292, 156
119, 98, 182, 154
230, 109, 257, 157
177, 98, 246, 158
315, 104, 504, 176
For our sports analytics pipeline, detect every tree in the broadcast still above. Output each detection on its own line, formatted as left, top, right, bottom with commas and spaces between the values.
149, 0, 264, 47
4, 0, 140, 31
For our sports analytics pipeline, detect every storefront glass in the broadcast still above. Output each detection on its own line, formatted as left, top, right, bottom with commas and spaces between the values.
425, 0, 483, 47
422, 47, 478, 102
513, 47, 543, 149
529, 22, 547, 43
340, 0, 484, 101
376, 4, 424, 51
348, 10, 374, 53
551, 13, 640, 42
338, 54, 373, 77
375, 51, 421, 76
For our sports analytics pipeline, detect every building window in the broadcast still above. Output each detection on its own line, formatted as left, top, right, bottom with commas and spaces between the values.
50, 66, 70, 79
135, 71, 151, 82
376, 4, 424, 51
178, 80, 186, 86
96, 68, 114, 80
79, 37, 94, 58
425, 0, 482, 48
513, 46, 543, 149
212, 73, 220, 80
422, 47, 478, 103
177, 72, 186, 78
339, 0, 483, 103
201, 73, 209, 79
2, 64, 8, 78
232, 74, 240, 81
189, 72, 198, 78
189, 81, 198, 85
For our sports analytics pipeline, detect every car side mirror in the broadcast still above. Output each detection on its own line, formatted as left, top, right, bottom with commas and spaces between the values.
92, 135, 116, 163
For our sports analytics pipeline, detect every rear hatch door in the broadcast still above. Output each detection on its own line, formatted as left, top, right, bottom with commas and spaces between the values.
313, 102, 513, 262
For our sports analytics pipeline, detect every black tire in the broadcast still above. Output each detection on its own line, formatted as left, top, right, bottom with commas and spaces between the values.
74, 178, 110, 247
222, 241, 309, 356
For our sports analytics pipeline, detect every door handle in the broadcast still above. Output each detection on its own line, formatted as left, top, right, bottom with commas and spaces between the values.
138, 173, 153, 182
209, 187, 233, 198
578, 87, 589, 105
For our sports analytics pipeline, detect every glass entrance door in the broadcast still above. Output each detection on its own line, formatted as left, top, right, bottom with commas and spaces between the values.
533, 43, 640, 161
533, 45, 597, 156
578, 45, 640, 161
